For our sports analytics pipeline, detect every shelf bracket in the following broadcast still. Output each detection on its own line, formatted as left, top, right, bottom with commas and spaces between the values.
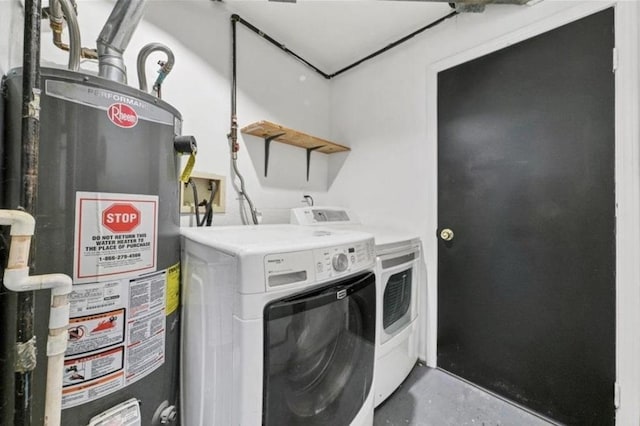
263, 133, 285, 177
306, 145, 325, 181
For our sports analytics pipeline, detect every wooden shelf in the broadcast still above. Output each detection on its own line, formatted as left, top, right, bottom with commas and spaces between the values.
241, 121, 350, 153
241, 120, 350, 180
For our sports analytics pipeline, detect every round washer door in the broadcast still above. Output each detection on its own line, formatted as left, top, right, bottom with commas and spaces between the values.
263, 272, 375, 426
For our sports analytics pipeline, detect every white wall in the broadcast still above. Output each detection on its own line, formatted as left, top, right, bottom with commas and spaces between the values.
327, 1, 640, 424
0, 0, 25, 74
3, 0, 333, 225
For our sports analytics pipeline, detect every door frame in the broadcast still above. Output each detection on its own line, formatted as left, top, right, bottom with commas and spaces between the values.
424, 2, 640, 424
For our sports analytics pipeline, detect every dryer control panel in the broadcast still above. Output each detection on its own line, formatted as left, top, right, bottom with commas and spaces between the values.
264, 240, 374, 288
290, 206, 360, 226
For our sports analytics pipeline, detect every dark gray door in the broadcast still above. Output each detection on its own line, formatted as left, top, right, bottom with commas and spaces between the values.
437, 9, 615, 425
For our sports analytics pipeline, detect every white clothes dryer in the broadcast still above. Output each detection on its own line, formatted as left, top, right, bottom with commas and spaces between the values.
291, 207, 422, 406
180, 224, 377, 426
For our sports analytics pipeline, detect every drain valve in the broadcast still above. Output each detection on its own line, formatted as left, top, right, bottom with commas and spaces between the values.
152, 400, 177, 425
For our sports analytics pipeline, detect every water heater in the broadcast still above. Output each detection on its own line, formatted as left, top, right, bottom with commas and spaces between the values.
1, 67, 184, 425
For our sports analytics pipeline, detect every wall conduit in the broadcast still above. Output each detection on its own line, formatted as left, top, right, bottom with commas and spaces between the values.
229, 15, 260, 225
230, 10, 458, 80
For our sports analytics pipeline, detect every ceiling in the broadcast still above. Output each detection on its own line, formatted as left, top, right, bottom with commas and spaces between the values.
217, 1, 455, 73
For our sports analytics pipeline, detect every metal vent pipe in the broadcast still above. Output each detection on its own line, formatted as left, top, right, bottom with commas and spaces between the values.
96, 0, 146, 83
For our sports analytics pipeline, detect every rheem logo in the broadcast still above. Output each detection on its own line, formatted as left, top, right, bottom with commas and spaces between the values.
107, 103, 138, 128
102, 203, 141, 233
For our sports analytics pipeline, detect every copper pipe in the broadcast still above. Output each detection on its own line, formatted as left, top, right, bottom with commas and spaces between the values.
51, 23, 98, 60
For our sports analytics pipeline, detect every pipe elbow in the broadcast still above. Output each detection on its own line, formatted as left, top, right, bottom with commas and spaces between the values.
0, 210, 35, 236
4, 268, 73, 296
3, 267, 30, 292
97, 45, 128, 84
40, 274, 74, 296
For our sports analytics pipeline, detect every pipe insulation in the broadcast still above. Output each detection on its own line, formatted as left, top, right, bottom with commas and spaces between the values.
97, 0, 146, 83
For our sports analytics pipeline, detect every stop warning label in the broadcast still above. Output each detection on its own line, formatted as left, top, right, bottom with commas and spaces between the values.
102, 204, 141, 233
74, 192, 158, 283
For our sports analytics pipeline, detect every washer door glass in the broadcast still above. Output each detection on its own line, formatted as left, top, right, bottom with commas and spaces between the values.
263, 272, 375, 426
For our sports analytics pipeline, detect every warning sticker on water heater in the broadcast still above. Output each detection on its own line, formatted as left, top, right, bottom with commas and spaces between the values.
61, 270, 167, 410
66, 309, 126, 356
74, 192, 158, 284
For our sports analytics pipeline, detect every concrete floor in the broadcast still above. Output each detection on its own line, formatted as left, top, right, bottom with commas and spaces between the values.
373, 364, 556, 426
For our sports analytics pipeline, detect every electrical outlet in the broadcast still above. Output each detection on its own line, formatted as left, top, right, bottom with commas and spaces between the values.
180, 172, 226, 214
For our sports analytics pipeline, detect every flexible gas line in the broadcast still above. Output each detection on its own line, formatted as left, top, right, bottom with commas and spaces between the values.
48, 0, 96, 70
137, 43, 175, 99
229, 133, 259, 225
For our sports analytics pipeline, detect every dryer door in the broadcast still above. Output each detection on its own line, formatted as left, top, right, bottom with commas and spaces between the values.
378, 250, 419, 344
263, 272, 375, 426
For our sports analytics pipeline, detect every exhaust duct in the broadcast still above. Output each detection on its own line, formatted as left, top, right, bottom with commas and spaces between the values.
96, 0, 146, 83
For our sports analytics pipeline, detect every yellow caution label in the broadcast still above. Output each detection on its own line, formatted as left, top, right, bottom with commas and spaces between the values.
166, 263, 180, 316
180, 153, 196, 183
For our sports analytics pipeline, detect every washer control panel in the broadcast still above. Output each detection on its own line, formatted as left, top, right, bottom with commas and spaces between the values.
332, 253, 349, 272
314, 240, 375, 281
264, 239, 374, 288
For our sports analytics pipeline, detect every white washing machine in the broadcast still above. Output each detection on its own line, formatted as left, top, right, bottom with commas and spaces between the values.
291, 207, 422, 406
180, 224, 377, 426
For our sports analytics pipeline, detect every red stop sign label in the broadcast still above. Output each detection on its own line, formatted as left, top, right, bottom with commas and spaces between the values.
102, 203, 141, 233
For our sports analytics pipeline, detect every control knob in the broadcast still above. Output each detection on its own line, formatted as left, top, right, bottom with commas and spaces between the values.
332, 253, 349, 272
